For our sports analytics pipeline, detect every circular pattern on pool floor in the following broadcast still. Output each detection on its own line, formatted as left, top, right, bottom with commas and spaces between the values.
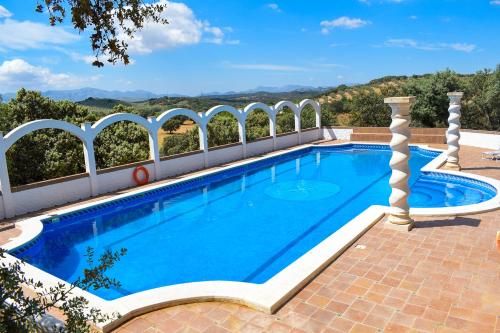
265, 180, 341, 201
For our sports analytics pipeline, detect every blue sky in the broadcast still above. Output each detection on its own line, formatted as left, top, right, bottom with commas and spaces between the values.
0, 0, 499, 95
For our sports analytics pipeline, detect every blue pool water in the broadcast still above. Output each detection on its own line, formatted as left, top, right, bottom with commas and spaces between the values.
13, 145, 496, 300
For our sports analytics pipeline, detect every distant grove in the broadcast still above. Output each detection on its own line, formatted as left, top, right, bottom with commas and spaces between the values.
0, 65, 498, 187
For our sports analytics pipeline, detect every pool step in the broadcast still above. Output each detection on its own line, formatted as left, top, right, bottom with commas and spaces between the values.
351, 127, 446, 144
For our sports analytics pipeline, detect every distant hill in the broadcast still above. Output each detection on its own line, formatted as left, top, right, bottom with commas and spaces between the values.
77, 97, 131, 109
1, 85, 332, 103
201, 85, 333, 96
1, 88, 167, 102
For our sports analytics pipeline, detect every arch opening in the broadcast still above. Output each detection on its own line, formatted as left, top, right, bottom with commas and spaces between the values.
6, 129, 86, 187
300, 104, 317, 130
94, 120, 151, 170
160, 115, 201, 157
245, 109, 271, 142
276, 106, 296, 135
207, 111, 240, 148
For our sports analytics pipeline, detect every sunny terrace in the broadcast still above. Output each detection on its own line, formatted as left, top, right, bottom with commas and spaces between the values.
0, 94, 499, 332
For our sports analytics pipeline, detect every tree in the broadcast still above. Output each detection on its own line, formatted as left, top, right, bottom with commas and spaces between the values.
403, 69, 462, 127
94, 105, 150, 169
35, 0, 168, 67
276, 107, 295, 134
1, 90, 99, 186
162, 117, 184, 134
461, 65, 500, 131
1, 91, 151, 186
1, 247, 126, 332
300, 105, 316, 129
245, 110, 270, 141
349, 89, 392, 127
161, 127, 200, 156
207, 112, 239, 147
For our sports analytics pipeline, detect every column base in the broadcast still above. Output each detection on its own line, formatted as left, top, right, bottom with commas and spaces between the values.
444, 162, 461, 171
385, 214, 414, 231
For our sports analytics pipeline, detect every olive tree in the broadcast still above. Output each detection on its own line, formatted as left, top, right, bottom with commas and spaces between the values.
35, 0, 168, 67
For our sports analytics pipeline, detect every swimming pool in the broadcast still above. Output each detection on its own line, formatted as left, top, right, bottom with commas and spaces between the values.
11, 144, 496, 303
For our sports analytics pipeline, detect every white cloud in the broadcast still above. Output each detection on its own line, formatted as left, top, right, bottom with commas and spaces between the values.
490, 0, 500, 5
121, 1, 234, 54
320, 17, 370, 34
408, 15, 418, 20
384, 39, 476, 53
225, 63, 308, 72
266, 3, 282, 12
0, 5, 12, 18
330, 43, 349, 47
0, 59, 99, 91
0, 19, 79, 50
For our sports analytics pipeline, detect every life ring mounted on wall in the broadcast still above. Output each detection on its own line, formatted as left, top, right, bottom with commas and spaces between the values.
133, 166, 150, 186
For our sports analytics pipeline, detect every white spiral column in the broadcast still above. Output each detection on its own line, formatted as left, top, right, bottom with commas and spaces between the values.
445, 92, 463, 171
384, 97, 415, 230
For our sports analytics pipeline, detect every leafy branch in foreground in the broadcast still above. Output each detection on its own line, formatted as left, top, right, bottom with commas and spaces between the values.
0, 247, 127, 332
35, 0, 168, 67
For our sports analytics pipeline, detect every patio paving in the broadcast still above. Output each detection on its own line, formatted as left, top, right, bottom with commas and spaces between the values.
1, 143, 498, 332
113, 145, 500, 333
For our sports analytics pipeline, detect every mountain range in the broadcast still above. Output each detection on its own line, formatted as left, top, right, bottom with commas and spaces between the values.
1, 85, 333, 102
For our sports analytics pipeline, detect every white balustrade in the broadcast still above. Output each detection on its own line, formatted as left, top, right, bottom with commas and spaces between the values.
0, 99, 321, 218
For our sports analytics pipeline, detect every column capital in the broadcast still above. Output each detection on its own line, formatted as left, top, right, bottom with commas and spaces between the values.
447, 92, 464, 104
384, 96, 415, 105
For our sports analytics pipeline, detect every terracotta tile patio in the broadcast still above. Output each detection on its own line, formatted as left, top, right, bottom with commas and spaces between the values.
1, 143, 499, 332
113, 145, 500, 333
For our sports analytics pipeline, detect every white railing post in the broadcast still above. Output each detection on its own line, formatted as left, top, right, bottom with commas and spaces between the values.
147, 117, 161, 180
445, 92, 463, 171
315, 102, 321, 129
270, 110, 277, 151
81, 122, 99, 196
238, 115, 247, 159
295, 108, 302, 145
0, 133, 15, 218
199, 116, 209, 167
384, 97, 415, 231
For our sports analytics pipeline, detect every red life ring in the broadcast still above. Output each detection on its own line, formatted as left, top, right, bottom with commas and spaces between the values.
133, 166, 149, 186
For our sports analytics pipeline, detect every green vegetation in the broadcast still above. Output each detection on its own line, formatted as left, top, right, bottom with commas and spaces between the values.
0, 247, 126, 332
36, 0, 167, 67
318, 65, 500, 131
1, 66, 498, 186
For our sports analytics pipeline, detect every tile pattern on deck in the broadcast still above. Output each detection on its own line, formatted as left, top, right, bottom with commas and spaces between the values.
113, 145, 500, 333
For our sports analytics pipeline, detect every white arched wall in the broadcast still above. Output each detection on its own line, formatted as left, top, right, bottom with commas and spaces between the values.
298, 99, 322, 143
0, 120, 89, 217
243, 103, 276, 156
0, 99, 320, 218
205, 105, 245, 165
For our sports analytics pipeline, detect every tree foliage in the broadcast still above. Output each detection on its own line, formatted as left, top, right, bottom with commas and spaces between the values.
36, 0, 168, 67
245, 109, 270, 141
207, 112, 239, 147
94, 105, 150, 169
0, 90, 149, 186
319, 65, 499, 131
349, 90, 393, 127
0, 247, 126, 332
276, 107, 295, 134
162, 116, 185, 134
403, 69, 461, 127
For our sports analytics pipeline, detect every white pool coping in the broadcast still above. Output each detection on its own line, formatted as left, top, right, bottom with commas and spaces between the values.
2, 142, 500, 332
